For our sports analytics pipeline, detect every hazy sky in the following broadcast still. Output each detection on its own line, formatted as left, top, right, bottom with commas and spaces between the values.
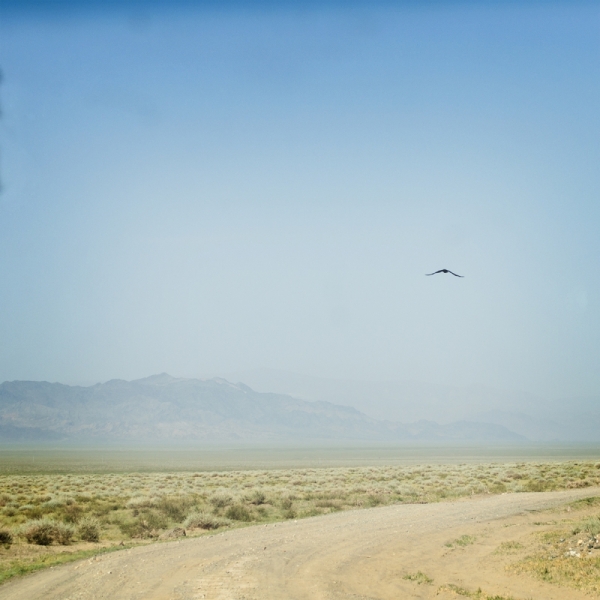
0, 0, 598, 399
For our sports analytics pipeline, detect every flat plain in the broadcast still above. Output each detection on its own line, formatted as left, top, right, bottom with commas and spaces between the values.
2, 446, 600, 598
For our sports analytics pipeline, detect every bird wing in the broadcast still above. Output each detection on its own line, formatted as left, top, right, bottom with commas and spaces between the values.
425, 270, 444, 276
447, 270, 464, 277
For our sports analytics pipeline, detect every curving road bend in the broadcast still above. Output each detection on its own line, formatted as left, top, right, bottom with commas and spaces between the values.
2, 488, 599, 600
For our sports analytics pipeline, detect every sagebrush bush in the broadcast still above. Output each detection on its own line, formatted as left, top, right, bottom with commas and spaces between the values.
225, 504, 252, 522
248, 490, 266, 505
282, 507, 297, 519
0, 529, 13, 547
21, 519, 58, 545
183, 511, 230, 530
280, 497, 293, 510
62, 503, 83, 523
54, 522, 75, 545
118, 510, 168, 539
210, 492, 232, 509
77, 517, 100, 542
157, 496, 194, 522
126, 496, 158, 509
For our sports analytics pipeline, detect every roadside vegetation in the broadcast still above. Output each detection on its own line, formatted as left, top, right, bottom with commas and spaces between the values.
0, 460, 599, 585
509, 495, 600, 594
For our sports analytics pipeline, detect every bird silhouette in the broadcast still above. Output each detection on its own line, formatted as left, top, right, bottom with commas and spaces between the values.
426, 269, 464, 277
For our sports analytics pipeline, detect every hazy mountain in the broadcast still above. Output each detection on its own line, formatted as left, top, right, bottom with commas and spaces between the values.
224, 369, 599, 442
0, 374, 524, 444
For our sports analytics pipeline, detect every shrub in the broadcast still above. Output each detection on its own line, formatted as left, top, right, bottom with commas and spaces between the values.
489, 482, 507, 494
280, 497, 293, 510
54, 522, 75, 545
315, 499, 342, 510
209, 493, 232, 509
225, 504, 252, 522
118, 510, 168, 539
525, 479, 551, 492
247, 490, 266, 505
21, 505, 43, 519
126, 496, 158, 510
580, 516, 600, 536
21, 519, 58, 545
157, 496, 194, 522
366, 494, 383, 507
282, 508, 297, 519
63, 503, 83, 523
183, 511, 230, 530
0, 529, 13, 547
43, 498, 65, 509
78, 517, 100, 542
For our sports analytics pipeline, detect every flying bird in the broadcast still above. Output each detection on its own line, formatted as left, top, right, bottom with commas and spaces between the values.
426, 269, 464, 277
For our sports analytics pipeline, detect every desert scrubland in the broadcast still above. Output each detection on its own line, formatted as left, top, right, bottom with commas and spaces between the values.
2, 456, 600, 597
1, 487, 600, 600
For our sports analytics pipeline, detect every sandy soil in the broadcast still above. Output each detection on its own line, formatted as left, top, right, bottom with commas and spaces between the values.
3, 488, 599, 600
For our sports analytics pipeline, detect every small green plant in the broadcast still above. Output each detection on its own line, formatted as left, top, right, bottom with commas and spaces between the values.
494, 541, 523, 554
437, 584, 517, 599
402, 571, 433, 584
438, 583, 473, 596
570, 496, 600, 509
580, 516, 600, 536
445, 534, 476, 548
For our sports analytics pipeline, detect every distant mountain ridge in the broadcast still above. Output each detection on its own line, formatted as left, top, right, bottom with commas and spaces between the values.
0, 374, 526, 444
225, 369, 600, 442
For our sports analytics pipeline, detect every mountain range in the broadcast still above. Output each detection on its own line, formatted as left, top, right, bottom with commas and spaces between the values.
225, 369, 600, 442
0, 374, 527, 444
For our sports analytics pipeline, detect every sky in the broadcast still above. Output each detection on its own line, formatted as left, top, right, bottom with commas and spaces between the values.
0, 0, 598, 400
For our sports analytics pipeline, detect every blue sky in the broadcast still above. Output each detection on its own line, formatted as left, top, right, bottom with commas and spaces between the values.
0, 1, 599, 399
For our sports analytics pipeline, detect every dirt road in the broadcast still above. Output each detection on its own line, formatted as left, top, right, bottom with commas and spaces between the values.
3, 488, 599, 600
